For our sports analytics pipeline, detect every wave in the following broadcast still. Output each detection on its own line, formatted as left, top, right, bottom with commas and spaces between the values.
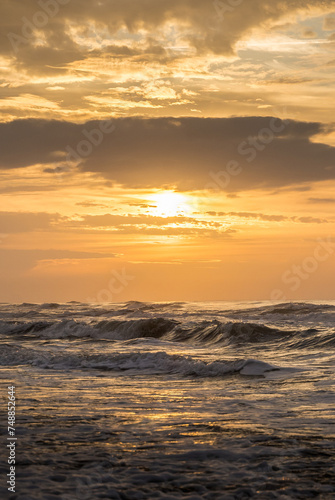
259, 302, 335, 316
123, 301, 186, 312
2, 301, 335, 324
121, 300, 335, 317
0, 345, 279, 377
0, 317, 334, 349
225, 302, 335, 319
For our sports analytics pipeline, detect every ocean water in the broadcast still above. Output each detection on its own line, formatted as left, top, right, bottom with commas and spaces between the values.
0, 301, 334, 499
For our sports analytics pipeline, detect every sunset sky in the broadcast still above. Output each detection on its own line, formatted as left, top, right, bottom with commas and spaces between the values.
0, 0, 335, 302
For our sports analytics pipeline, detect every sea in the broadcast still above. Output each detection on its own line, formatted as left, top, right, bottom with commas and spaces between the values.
0, 301, 334, 499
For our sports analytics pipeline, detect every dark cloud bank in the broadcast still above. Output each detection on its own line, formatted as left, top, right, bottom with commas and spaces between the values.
0, 117, 334, 192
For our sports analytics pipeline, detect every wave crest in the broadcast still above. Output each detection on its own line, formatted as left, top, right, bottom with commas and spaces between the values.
0, 345, 278, 377
0, 316, 334, 349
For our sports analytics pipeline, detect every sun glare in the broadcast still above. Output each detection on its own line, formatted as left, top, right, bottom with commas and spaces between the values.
151, 191, 191, 217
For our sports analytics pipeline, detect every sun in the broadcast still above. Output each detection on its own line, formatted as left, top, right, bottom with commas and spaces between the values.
150, 191, 191, 217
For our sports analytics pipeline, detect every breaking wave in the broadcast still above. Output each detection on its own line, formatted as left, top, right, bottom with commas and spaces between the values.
0, 316, 334, 349
0, 344, 279, 377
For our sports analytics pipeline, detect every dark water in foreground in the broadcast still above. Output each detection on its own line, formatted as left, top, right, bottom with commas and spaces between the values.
0, 301, 334, 499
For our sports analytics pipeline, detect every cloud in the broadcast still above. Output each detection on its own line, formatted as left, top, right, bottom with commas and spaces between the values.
291, 216, 329, 224
0, 248, 115, 260
1, 0, 334, 67
65, 213, 233, 237
263, 77, 316, 85
0, 211, 61, 233
301, 27, 318, 38
323, 14, 335, 30
0, 1, 334, 125
0, 210, 233, 238
308, 197, 335, 203
0, 94, 61, 114
75, 214, 198, 227
75, 201, 110, 208
206, 212, 329, 223
1, 117, 334, 192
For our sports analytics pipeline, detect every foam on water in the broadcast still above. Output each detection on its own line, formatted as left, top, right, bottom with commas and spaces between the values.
0, 343, 280, 377
0, 300, 334, 499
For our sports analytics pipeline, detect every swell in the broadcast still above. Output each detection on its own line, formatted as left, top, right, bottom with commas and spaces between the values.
0, 345, 278, 377
0, 317, 334, 349
224, 302, 335, 321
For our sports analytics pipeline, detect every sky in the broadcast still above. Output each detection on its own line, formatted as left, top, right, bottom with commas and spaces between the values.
0, 0, 335, 302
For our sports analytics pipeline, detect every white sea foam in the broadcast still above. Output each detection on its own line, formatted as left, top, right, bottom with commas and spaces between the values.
1, 300, 334, 499
0, 344, 279, 377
